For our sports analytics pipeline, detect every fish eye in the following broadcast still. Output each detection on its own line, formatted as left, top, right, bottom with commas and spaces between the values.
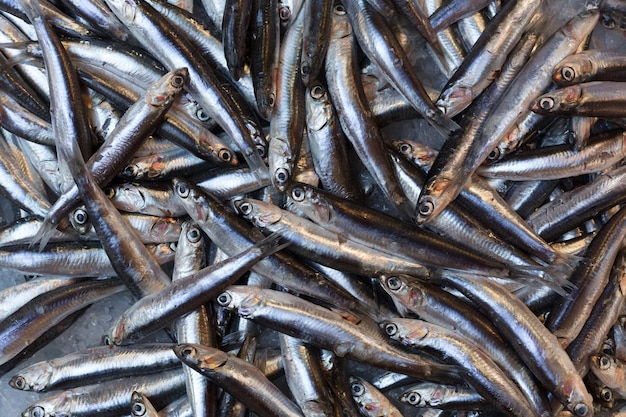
176, 182, 190, 198
103, 335, 113, 346
268, 93, 276, 108
131, 401, 146, 416
291, 186, 305, 202
186, 226, 202, 243
334, 4, 346, 15
196, 108, 210, 122
487, 147, 501, 160
573, 403, 589, 416
73, 209, 88, 225
216, 292, 232, 306
300, 61, 310, 75
601, 13, 615, 29
561, 66, 576, 82
310, 84, 325, 100
538, 97, 555, 111
384, 322, 398, 336
104, 186, 115, 199
417, 198, 434, 218
218, 149, 232, 162
350, 382, 365, 397
600, 387, 613, 402
31, 406, 45, 417
236, 201, 253, 216
256, 144, 267, 158
386, 276, 402, 291
170, 74, 185, 88
275, 168, 289, 185
399, 142, 412, 154
599, 355, 611, 370
279, 6, 291, 21
11, 376, 26, 390
405, 392, 421, 405
181, 345, 196, 357
123, 164, 138, 178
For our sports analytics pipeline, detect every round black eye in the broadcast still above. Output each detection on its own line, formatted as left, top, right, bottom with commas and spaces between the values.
123, 164, 138, 178
601, 13, 615, 29
11, 376, 26, 390
73, 209, 88, 225
103, 335, 113, 346
132, 401, 146, 416
31, 406, 45, 417
170, 75, 185, 88
105, 186, 115, 199
334, 4, 346, 14
176, 182, 189, 198
186, 226, 201, 243
275, 168, 289, 185
399, 143, 412, 154
573, 403, 589, 416
561, 66, 575, 82
237, 202, 253, 216
487, 147, 501, 160
384, 323, 398, 336
181, 345, 196, 357
268, 93, 275, 108
291, 186, 305, 202
217, 292, 232, 306
196, 108, 210, 121
279, 6, 291, 21
301, 62, 310, 75
256, 144, 267, 158
386, 276, 402, 291
418, 199, 434, 217
350, 382, 364, 396
538, 97, 555, 110
601, 387, 613, 402
406, 392, 421, 405
310, 84, 324, 100
219, 149, 232, 162
600, 355, 611, 370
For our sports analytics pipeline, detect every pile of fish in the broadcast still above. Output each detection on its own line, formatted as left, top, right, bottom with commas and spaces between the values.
0, 0, 626, 416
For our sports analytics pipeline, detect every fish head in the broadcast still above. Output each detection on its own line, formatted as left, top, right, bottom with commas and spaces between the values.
234, 198, 282, 228
146, 67, 188, 107
553, 54, 596, 85
305, 84, 332, 131
216, 285, 264, 318
381, 318, 428, 345
287, 183, 331, 224
436, 86, 473, 118
415, 176, 453, 224
174, 344, 228, 371
531, 85, 583, 115
269, 137, 294, 192
392, 140, 436, 170
23, 391, 72, 417
9, 362, 54, 392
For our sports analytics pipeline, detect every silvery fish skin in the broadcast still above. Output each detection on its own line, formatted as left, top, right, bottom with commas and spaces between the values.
349, 376, 403, 417
553, 49, 626, 85
531, 81, 626, 118
0, 279, 124, 367
174, 343, 304, 417
216, 286, 459, 383
9, 344, 180, 392
381, 317, 537, 417
21, 369, 186, 417
104, 0, 269, 180
131, 391, 161, 417
437, 0, 542, 117
400, 382, 489, 410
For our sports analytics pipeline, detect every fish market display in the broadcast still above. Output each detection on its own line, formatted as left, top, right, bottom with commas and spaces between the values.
1, 1, 626, 417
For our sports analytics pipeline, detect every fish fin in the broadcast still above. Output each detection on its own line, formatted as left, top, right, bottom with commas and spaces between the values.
242, 149, 270, 188
509, 264, 576, 297
29, 216, 56, 251
252, 232, 290, 258
429, 113, 463, 139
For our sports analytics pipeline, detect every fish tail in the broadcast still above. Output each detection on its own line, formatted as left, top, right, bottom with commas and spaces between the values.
509, 262, 576, 297
29, 215, 56, 251
252, 231, 290, 258
429, 113, 463, 139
